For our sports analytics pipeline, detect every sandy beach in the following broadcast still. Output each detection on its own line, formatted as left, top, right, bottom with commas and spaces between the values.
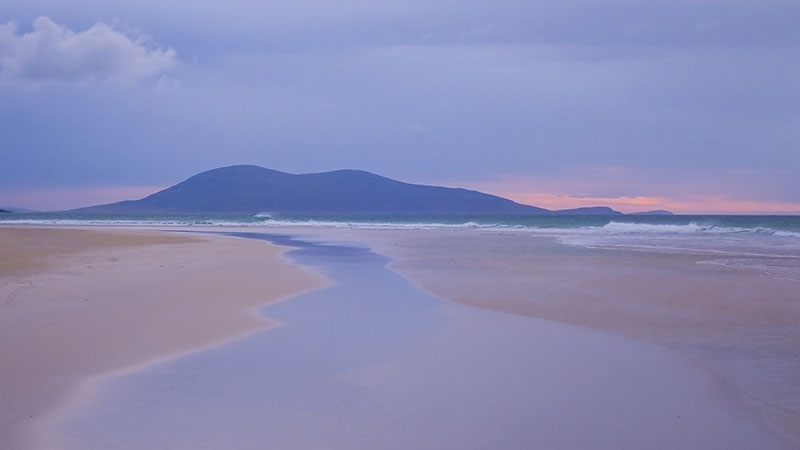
35, 229, 795, 450
360, 229, 800, 445
0, 227, 328, 450
4, 0, 797, 446
2, 225, 798, 449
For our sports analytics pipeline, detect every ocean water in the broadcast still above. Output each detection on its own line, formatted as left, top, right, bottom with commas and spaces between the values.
1, 211, 799, 230
4, 212, 799, 257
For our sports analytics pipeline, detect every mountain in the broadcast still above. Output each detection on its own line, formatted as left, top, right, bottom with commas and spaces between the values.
76, 165, 553, 215
75, 165, 624, 216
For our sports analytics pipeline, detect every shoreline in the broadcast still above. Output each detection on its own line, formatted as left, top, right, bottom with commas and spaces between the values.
2, 225, 798, 448
0, 227, 329, 450
39, 230, 793, 449
216, 226, 799, 446
353, 229, 800, 445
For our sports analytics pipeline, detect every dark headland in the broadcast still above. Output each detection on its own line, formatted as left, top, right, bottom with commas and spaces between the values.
630, 210, 674, 216
75, 165, 656, 215
0, 206, 39, 213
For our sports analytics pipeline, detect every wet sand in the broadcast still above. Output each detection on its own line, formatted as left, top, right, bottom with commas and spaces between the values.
42, 232, 793, 449
3, 226, 798, 449
357, 229, 800, 445
0, 227, 328, 450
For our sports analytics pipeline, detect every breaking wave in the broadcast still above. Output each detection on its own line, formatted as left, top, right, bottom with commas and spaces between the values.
596, 221, 800, 238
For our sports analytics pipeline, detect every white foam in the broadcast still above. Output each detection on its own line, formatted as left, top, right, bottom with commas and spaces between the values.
600, 221, 711, 234
3, 217, 798, 258
540, 221, 800, 259
0, 217, 529, 231
259, 219, 532, 231
774, 230, 800, 239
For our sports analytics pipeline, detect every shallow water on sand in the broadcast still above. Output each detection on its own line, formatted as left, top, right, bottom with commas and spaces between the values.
45, 233, 792, 450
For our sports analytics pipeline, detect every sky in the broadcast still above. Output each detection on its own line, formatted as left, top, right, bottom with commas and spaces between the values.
1, 1, 798, 214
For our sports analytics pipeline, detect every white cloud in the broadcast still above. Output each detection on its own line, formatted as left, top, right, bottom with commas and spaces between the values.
0, 17, 177, 85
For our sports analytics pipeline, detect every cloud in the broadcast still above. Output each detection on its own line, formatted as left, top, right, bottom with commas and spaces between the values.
0, 17, 177, 85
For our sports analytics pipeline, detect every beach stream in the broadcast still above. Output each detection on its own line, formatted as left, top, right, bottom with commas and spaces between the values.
43, 232, 792, 449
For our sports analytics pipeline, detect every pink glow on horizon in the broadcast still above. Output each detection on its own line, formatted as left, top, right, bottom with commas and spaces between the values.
493, 191, 800, 215
457, 169, 800, 215
2, 181, 798, 215
0, 186, 164, 212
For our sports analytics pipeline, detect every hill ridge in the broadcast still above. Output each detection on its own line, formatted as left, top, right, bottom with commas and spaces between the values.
75, 165, 624, 215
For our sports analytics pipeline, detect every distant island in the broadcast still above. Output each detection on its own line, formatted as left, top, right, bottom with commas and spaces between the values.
0, 206, 39, 213
630, 210, 674, 216
75, 165, 666, 216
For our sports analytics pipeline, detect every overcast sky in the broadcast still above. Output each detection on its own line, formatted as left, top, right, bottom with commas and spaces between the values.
1, 1, 798, 213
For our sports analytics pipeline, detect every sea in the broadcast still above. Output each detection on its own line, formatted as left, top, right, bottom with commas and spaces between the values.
3, 212, 800, 277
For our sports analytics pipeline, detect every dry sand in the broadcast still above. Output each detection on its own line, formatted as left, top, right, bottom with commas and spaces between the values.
0, 227, 328, 450
357, 229, 800, 446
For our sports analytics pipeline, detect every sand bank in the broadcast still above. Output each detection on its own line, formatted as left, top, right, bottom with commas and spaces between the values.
352, 229, 800, 445
0, 227, 328, 450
